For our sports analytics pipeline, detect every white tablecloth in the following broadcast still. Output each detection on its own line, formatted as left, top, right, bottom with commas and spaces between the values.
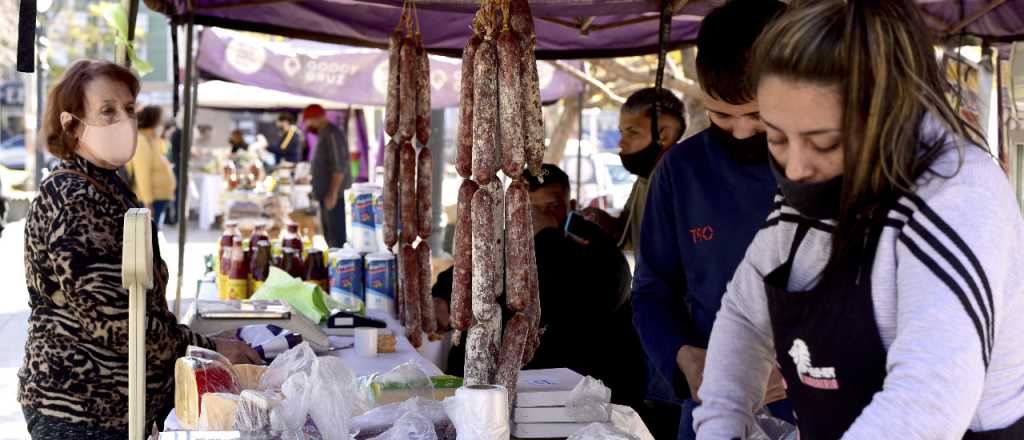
190, 173, 222, 230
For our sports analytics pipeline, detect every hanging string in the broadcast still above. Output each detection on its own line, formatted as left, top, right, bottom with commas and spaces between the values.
651, 0, 673, 146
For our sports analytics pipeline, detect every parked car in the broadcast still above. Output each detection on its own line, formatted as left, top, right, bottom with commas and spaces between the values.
561, 140, 617, 212
0, 135, 26, 170
596, 152, 637, 212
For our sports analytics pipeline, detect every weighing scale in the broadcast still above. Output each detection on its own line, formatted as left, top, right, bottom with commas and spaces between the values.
187, 300, 332, 352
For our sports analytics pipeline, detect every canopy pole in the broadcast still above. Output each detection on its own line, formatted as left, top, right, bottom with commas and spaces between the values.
116, 0, 140, 67
175, 15, 196, 320
576, 82, 584, 204
946, 0, 1008, 35
996, 50, 1008, 172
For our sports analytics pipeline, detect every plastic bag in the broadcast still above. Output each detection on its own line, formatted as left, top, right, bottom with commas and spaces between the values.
262, 350, 365, 440
750, 407, 798, 440
251, 266, 340, 323
567, 423, 640, 440
565, 376, 612, 423
368, 361, 436, 405
352, 397, 452, 439
307, 357, 369, 440
609, 405, 655, 440
259, 341, 318, 391
367, 411, 437, 440
234, 389, 283, 432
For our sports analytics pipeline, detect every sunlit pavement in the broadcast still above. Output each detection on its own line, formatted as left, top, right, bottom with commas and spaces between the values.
0, 219, 219, 438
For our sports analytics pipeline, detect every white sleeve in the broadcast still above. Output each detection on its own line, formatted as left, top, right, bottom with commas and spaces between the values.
843, 183, 1012, 439
694, 231, 778, 439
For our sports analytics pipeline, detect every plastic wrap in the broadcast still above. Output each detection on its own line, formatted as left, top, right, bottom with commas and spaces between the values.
565, 376, 612, 423
608, 405, 655, 440
197, 392, 242, 431
175, 346, 243, 429
367, 410, 437, 440
567, 423, 640, 440
368, 361, 436, 405
352, 397, 453, 439
442, 385, 510, 440
234, 389, 283, 433
750, 407, 798, 440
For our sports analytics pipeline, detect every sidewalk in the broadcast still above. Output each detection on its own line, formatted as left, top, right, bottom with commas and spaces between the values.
0, 219, 219, 439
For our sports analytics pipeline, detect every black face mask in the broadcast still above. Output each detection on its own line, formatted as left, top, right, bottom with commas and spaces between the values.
769, 159, 844, 220
708, 123, 770, 164
620, 141, 662, 178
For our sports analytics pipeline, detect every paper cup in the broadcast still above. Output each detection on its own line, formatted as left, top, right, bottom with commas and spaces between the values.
355, 327, 379, 357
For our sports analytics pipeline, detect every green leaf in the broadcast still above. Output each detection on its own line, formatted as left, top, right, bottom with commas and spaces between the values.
129, 48, 153, 77
88, 2, 129, 37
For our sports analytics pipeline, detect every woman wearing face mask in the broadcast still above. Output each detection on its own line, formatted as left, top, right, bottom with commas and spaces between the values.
694, 1, 1024, 439
19, 60, 261, 439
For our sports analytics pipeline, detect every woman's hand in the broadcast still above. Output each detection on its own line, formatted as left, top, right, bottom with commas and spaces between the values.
212, 337, 264, 365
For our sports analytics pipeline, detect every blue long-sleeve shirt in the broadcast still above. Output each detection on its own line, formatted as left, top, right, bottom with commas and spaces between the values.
632, 128, 776, 398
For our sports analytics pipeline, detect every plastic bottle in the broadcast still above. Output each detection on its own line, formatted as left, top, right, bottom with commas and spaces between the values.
249, 224, 269, 255
281, 223, 305, 276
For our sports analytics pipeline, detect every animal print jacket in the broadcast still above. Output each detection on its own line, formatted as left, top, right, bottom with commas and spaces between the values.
19, 154, 214, 431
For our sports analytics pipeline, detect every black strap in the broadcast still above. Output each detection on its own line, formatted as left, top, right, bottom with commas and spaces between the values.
785, 223, 812, 267
17, 0, 36, 73
650, 0, 673, 146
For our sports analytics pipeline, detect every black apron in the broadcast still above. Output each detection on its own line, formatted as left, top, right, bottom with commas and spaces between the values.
765, 222, 1024, 440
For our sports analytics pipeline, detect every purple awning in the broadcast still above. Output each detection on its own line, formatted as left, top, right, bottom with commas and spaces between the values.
146, 0, 1024, 60
197, 28, 584, 108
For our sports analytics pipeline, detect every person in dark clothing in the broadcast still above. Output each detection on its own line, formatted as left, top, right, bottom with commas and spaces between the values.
228, 130, 248, 154
268, 112, 303, 164
437, 165, 646, 412
303, 104, 351, 248
630, 1, 791, 439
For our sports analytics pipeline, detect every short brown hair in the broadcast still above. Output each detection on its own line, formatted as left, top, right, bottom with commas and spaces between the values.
43, 60, 140, 160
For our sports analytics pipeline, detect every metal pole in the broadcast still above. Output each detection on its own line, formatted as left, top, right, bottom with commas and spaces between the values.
33, 23, 45, 190
576, 88, 583, 205
117, 0, 141, 67
996, 53, 1008, 173
429, 108, 445, 252
175, 16, 195, 319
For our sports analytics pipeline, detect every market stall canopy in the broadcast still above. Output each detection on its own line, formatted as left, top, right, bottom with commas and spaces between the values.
148, 0, 1024, 59
196, 80, 353, 110
198, 28, 584, 108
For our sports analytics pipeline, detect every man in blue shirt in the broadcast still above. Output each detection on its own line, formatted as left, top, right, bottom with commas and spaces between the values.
631, 1, 790, 438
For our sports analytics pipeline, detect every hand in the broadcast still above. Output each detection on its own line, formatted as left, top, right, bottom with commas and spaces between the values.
212, 337, 264, 365
677, 345, 707, 403
324, 193, 339, 210
434, 297, 451, 330
580, 207, 618, 239
763, 367, 787, 405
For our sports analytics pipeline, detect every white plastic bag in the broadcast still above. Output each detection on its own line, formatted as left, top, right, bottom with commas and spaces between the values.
750, 407, 798, 440
352, 397, 452, 439
565, 376, 612, 423
367, 411, 437, 440
259, 341, 318, 391
307, 357, 370, 440
567, 423, 640, 440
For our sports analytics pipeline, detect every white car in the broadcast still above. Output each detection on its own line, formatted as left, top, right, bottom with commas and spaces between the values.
560, 140, 637, 214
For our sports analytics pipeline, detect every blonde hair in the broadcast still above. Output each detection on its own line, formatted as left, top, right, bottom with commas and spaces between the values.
751, 0, 985, 260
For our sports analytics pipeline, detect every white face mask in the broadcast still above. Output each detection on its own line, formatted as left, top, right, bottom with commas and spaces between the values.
63, 112, 138, 169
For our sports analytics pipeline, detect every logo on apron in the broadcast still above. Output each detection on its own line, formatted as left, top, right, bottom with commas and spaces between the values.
789, 339, 840, 390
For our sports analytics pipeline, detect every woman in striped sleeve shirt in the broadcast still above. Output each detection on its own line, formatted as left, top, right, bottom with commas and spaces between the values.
693, 1, 1024, 439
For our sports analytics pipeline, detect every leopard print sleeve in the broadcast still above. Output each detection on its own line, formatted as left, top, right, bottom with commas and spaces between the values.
46, 197, 214, 357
